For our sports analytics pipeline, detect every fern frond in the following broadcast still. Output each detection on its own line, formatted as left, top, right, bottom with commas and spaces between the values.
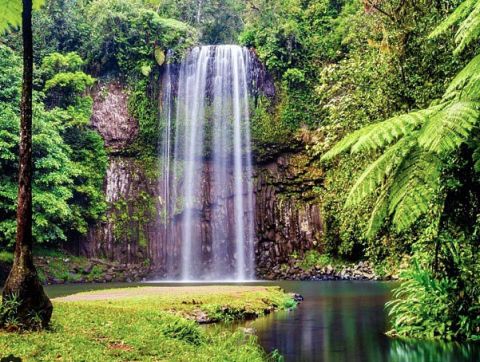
365, 187, 390, 239
321, 123, 378, 161
0, 0, 45, 33
418, 101, 480, 154
388, 152, 442, 232
345, 137, 415, 207
351, 108, 437, 153
0, 1, 22, 32
429, 0, 477, 39
454, 1, 480, 55
444, 53, 480, 101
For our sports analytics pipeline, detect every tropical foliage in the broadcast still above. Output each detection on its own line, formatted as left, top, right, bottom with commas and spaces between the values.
321, 0, 480, 340
1, 0, 479, 343
0, 45, 107, 246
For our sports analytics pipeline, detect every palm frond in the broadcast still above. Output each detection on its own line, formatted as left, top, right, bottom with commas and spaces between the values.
418, 101, 480, 154
345, 137, 415, 208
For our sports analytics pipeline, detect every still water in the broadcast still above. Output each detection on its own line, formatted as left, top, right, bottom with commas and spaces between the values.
44, 281, 480, 362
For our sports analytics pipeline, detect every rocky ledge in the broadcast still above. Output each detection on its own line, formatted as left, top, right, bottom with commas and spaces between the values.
259, 261, 399, 281
28, 255, 150, 285
36, 257, 151, 285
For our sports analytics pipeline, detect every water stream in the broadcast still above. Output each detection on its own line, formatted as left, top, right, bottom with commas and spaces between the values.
158, 45, 256, 281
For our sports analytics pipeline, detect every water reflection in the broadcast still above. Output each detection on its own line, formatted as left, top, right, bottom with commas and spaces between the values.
248, 281, 480, 362
43, 280, 480, 361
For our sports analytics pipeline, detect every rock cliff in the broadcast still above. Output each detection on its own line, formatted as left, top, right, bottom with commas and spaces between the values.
79, 80, 324, 278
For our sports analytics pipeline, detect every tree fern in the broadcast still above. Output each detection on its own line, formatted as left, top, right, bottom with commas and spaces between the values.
355, 107, 449, 154
323, 1, 480, 238
321, 123, 378, 161
345, 137, 415, 208
388, 152, 442, 232
0, 0, 44, 33
429, 0, 480, 54
418, 101, 480, 154
350, 109, 435, 154
444, 53, 480, 102
473, 143, 480, 173
366, 187, 391, 239
455, 1, 480, 55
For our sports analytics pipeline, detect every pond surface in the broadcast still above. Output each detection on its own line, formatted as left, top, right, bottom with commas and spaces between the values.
44, 281, 480, 362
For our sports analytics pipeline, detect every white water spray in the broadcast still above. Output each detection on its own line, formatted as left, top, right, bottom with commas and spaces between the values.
159, 45, 255, 281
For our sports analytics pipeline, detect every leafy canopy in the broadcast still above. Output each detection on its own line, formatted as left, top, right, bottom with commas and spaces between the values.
322, 0, 480, 238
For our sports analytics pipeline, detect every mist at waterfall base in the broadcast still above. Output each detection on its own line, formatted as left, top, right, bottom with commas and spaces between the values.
155, 45, 257, 282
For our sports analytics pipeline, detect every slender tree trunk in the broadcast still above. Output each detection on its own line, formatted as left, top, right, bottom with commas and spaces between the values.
1, 0, 52, 330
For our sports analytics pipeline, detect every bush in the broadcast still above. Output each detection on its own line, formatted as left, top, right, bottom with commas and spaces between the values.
387, 233, 480, 341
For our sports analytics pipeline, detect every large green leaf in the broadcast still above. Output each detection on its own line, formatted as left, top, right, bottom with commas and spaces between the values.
443, 54, 480, 101
418, 101, 480, 154
321, 123, 378, 161
351, 108, 437, 154
429, 0, 480, 55
345, 137, 415, 207
388, 151, 442, 232
0, 0, 45, 33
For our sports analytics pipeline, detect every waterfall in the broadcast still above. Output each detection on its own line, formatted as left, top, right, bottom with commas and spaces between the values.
159, 45, 256, 281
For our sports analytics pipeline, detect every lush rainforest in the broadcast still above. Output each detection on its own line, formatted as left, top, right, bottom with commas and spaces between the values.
0, 0, 479, 347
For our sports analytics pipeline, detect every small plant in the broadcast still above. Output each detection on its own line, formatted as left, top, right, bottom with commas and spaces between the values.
386, 234, 480, 341
160, 318, 204, 345
296, 250, 338, 270
0, 293, 21, 331
87, 265, 104, 281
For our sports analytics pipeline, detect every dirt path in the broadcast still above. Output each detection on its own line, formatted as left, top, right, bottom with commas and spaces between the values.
55, 285, 271, 302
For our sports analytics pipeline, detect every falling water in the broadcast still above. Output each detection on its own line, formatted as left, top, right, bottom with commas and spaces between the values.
159, 45, 256, 281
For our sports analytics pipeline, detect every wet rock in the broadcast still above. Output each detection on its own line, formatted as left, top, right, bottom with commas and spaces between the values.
292, 293, 304, 302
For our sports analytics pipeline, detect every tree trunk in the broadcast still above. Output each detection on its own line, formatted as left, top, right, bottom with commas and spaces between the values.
1, 0, 52, 330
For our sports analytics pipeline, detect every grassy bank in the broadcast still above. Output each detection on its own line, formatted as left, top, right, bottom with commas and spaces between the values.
0, 286, 294, 361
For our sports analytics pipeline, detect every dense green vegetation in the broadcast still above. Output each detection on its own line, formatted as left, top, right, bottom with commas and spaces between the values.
1, 0, 479, 346
0, 286, 293, 361
0, 44, 107, 246
0, 0, 198, 248
241, 0, 479, 341
323, 0, 480, 341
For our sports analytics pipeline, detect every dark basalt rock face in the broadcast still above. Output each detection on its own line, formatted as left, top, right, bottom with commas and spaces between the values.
77, 156, 324, 278
78, 78, 323, 279
254, 153, 324, 275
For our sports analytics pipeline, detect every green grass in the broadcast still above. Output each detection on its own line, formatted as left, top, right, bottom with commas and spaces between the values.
0, 286, 293, 361
0, 251, 13, 264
